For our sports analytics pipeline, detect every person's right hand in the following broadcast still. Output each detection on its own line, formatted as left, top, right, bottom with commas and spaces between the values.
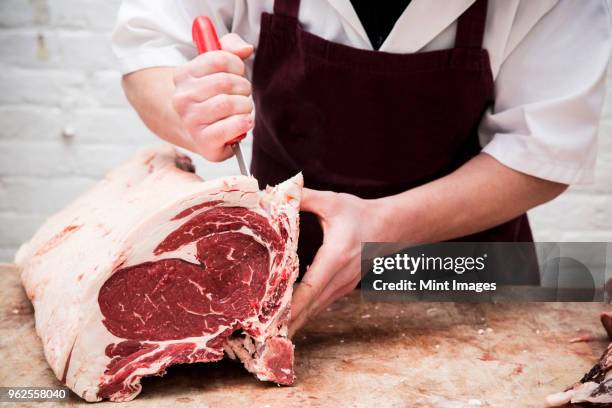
172, 33, 254, 161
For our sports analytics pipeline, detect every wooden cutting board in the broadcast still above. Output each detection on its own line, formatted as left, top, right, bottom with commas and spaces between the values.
0, 263, 609, 407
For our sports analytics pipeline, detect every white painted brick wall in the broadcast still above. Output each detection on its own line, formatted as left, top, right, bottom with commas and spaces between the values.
0, 0, 610, 262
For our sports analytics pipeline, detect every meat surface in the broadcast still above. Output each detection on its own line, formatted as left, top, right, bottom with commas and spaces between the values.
15, 146, 302, 402
602, 311, 612, 339
546, 312, 612, 406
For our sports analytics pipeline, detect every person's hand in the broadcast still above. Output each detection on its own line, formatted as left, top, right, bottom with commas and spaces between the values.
172, 33, 254, 161
289, 189, 392, 336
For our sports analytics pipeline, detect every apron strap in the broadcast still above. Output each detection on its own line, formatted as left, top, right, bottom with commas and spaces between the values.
455, 0, 488, 49
274, 0, 301, 18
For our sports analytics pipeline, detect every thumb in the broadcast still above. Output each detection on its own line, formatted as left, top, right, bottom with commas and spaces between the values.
220, 33, 254, 60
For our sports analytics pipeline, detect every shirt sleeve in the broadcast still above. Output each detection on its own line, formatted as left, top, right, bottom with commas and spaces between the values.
111, 0, 235, 74
480, 0, 611, 185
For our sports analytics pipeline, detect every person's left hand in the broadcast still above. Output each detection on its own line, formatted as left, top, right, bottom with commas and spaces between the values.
289, 188, 391, 337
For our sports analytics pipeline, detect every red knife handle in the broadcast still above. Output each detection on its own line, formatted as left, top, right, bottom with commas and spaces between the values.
191, 16, 246, 144
192, 16, 221, 53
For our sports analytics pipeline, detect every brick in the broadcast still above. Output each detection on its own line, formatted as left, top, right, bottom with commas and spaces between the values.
48, 0, 121, 31
0, 31, 116, 71
0, 140, 143, 178
0, 247, 18, 263
0, 213, 47, 246
0, 0, 39, 28
0, 176, 95, 213
58, 31, 117, 71
84, 70, 128, 107
0, 67, 86, 107
68, 108, 152, 144
0, 106, 63, 141
0, 30, 61, 68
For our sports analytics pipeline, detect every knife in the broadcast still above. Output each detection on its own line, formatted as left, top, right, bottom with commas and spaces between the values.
192, 16, 251, 177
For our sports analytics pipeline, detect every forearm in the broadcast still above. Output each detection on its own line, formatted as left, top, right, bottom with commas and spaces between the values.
377, 153, 568, 243
122, 67, 194, 151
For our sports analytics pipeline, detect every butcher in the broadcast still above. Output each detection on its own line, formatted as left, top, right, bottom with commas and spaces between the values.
112, 0, 611, 334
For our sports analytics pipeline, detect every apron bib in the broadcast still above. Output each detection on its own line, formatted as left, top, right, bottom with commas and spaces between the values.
250, 0, 535, 280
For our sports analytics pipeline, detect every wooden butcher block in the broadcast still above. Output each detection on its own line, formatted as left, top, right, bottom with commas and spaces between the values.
0, 263, 609, 407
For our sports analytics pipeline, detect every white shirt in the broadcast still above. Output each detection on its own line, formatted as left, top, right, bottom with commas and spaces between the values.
112, 0, 612, 185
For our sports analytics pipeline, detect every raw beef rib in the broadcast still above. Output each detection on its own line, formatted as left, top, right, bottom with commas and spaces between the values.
15, 146, 302, 402
546, 312, 612, 406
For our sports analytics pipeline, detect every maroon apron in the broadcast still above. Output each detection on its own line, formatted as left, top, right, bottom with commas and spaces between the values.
250, 0, 534, 277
